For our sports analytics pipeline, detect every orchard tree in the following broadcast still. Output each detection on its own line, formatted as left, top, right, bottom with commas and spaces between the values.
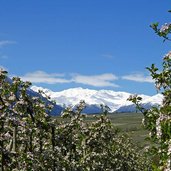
0, 69, 151, 170
129, 14, 171, 171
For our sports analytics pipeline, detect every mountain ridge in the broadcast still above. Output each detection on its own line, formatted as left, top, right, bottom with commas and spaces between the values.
31, 86, 163, 114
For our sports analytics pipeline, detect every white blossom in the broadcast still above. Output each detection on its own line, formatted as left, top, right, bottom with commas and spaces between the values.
160, 23, 171, 33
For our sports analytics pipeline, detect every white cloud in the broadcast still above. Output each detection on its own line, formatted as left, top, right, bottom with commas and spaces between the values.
71, 73, 119, 87
14, 70, 156, 87
122, 73, 154, 83
20, 71, 70, 84
0, 40, 16, 48
19, 71, 119, 88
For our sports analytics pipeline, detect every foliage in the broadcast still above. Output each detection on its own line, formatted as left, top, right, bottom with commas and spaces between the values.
150, 22, 171, 41
129, 17, 171, 171
0, 70, 151, 170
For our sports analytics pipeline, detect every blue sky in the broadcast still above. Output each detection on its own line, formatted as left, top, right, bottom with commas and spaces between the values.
0, 0, 171, 95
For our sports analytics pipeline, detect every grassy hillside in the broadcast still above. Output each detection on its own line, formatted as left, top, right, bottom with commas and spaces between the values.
55, 112, 149, 147
85, 113, 149, 146
110, 113, 149, 146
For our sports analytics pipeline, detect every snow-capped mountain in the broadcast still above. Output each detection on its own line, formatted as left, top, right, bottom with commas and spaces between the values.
3, 77, 63, 115
31, 86, 163, 114
27, 88, 63, 115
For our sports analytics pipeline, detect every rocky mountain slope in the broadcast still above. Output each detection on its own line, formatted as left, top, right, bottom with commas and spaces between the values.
31, 86, 163, 114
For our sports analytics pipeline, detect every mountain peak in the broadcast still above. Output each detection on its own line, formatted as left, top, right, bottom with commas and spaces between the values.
31, 86, 163, 113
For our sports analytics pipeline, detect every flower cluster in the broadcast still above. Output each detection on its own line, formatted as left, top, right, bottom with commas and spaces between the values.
160, 23, 171, 33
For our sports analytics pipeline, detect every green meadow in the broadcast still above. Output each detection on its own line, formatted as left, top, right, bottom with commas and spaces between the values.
86, 113, 149, 146
55, 112, 150, 147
